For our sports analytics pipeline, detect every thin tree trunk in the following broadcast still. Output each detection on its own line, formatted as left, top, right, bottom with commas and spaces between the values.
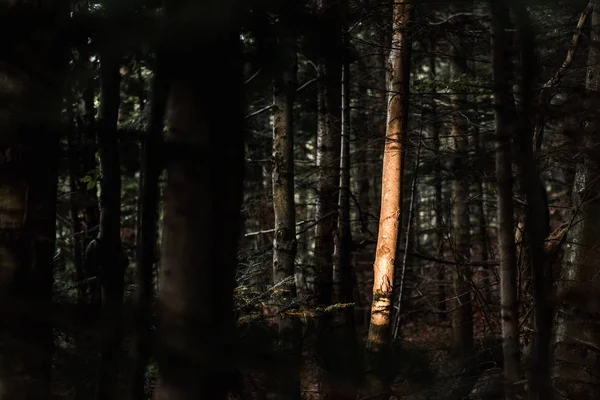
450, 32, 473, 360
271, 30, 301, 400
153, 21, 244, 400
68, 109, 87, 306
0, 3, 67, 398
93, 48, 127, 400
512, 5, 552, 400
128, 56, 169, 400
314, 0, 343, 307
553, 2, 600, 399
78, 42, 101, 308
364, 0, 413, 395
429, 41, 447, 321
330, 1, 359, 395
491, 2, 520, 397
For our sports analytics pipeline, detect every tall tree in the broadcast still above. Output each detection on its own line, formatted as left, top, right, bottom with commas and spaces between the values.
0, 1, 67, 398
153, 4, 245, 398
271, 23, 301, 400
314, 0, 342, 306
512, 4, 552, 399
491, 1, 520, 397
91, 45, 127, 400
449, 24, 473, 360
364, 0, 413, 394
554, 1, 600, 398
128, 56, 169, 400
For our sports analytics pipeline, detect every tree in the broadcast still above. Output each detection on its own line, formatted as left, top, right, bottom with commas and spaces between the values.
0, 1, 67, 398
491, 1, 520, 397
271, 21, 301, 400
314, 0, 343, 307
364, 0, 413, 394
449, 22, 473, 361
554, 1, 600, 398
153, 4, 245, 398
128, 55, 169, 400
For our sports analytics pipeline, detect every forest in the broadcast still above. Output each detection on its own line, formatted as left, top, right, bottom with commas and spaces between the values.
0, 0, 598, 399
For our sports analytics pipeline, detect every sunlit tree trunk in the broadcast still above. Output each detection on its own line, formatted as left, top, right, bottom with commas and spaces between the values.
554, 2, 600, 399
0, 2, 67, 398
153, 11, 244, 399
364, 0, 413, 394
491, 2, 520, 397
450, 32, 473, 360
271, 30, 301, 400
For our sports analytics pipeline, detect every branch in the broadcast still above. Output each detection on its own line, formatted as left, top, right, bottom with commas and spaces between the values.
534, 1, 592, 154
244, 77, 317, 120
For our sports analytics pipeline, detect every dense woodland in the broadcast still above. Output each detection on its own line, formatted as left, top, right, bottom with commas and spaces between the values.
1, 0, 600, 399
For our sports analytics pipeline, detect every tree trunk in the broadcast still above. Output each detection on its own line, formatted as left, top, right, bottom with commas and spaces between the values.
491, 2, 520, 397
364, 0, 413, 394
68, 110, 87, 306
314, 0, 343, 307
329, 2, 359, 395
0, 3, 66, 398
512, 5, 552, 400
153, 18, 244, 400
128, 56, 169, 400
93, 48, 127, 400
78, 42, 101, 308
428, 42, 447, 321
450, 32, 473, 360
271, 30, 301, 400
553, 2, 600, 399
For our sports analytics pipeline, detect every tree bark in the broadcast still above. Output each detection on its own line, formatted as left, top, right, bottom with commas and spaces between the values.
0, 2, 67, 398
364, 0, 413, 394
314, 0, 342, 307
553, 2, 600, 399
271, 29, 301, 400
450, 30, 473, 360
512, 5, 552, 400
128, 55, 169, 400
153, 17, 244, 400
93, 47, 127, 400
491, 1, 520, 397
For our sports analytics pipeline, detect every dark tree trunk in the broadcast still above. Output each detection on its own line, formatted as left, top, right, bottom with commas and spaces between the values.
93, 48, 127, 400
128, 56, 169, 400
271, 25, 301, 400
491, 2, 520, 397
314, 0, 343, 307
153, 12, 245, 399
512, 5, 552, 399
0, 2, 67, 398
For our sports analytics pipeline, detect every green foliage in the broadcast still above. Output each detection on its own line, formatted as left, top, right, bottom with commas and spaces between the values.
80, 169, 101, 191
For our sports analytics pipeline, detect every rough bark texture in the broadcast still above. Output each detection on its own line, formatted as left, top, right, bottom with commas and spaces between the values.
364, 1, 412, 394
153, 14, 244, 400
271, 30, 301, 400
128, 56, 169, 400
450, 32, 473, 360
0, 2, 67, 398
314, 0, 342, 307
553, 2, 600, 399
491, 2, 520, 396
